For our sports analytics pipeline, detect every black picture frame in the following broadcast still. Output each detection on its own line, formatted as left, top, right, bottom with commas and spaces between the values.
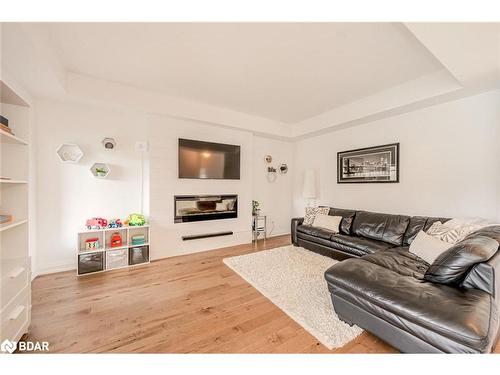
337, 143, 399, 183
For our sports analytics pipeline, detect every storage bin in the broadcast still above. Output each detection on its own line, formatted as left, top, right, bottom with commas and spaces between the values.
78, 252, 104, 275
106, 249, 128, 270
129, 245, 149, 265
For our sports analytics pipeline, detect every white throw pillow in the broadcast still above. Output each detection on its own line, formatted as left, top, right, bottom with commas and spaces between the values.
303, 206, 330, 225
409, 230, 453, 264
312, 214, 342, 233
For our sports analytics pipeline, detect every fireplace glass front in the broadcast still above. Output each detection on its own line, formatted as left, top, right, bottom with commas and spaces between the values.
174, 195, 238, 223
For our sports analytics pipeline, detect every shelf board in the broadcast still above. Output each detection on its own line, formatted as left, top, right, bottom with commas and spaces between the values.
78, 225, 150, 234
0, 179, 28, 184
129, 242, 149, 248
78, 249, 105, 255
105, 245, 128, 251
78, 260, 150, 276
1, 80, 30, 107
127, 225, 150, 230
0, 219, 28, 232
0, 128, 28, 145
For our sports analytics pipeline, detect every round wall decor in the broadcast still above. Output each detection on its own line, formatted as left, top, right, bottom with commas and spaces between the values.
279, 164, 288, 174
102, 138, 116, 149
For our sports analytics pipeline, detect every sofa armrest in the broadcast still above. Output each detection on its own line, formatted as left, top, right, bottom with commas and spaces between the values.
291, 217, 304, 245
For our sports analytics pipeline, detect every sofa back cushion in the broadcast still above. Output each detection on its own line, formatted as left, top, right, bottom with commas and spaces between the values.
459, 226, 500, 295
351, 211, 410, 246
460, 254, 498, 295
327, 207, 357, 235
424, 234, 499, 285
403, 216, 451, 245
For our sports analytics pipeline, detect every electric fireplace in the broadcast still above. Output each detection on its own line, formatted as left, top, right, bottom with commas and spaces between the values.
174, 195, 238, 223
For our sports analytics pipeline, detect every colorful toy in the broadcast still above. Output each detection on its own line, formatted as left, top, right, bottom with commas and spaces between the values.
108, 218, 123, 228
110, 232, 123, 248
86, 217, 108, 230
85, 238, 100, 250
124, 213, 146, 226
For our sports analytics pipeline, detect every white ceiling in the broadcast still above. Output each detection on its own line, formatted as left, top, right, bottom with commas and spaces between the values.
44, 22, 445, 123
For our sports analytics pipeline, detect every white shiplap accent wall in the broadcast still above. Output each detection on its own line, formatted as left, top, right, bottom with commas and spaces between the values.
147, 114, 254, 259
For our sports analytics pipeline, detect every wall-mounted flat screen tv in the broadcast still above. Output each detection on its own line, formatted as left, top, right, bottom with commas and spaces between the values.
178, 138, 241, 179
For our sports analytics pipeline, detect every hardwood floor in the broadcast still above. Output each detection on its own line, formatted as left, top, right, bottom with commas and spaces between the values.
26, 235, 497, 354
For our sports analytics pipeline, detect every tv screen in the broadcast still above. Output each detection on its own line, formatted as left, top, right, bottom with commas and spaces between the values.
178, 139, 241, 179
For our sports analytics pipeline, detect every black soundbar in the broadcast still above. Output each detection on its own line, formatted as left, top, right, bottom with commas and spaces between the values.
182, 231, 233, 241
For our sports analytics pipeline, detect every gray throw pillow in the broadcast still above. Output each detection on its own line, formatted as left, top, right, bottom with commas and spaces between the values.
424, 235, 499, 285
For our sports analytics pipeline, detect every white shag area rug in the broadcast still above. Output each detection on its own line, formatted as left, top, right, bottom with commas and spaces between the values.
223, 245, 362, 350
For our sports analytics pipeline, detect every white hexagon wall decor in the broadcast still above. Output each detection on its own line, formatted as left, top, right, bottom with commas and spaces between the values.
56, 144, 84, 163
90, 163, 110, 179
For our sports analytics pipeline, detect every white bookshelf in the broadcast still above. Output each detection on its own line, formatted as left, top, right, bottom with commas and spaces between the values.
0, 79, 32, 349
77, 225, 150, 276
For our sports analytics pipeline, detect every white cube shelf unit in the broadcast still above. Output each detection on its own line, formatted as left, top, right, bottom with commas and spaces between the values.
77, 225, 150, 276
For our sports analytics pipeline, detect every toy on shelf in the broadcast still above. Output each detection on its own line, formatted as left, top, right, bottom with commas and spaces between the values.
124, 213, 146, 226
86, 217, 108, 230
131, 234, 146, 246
108, 218, 123, 228
110, 232, 123, 248
0, 214, 13, 224
85, 238, 100, 250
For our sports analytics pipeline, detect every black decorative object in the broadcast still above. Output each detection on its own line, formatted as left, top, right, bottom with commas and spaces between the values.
337, 143, 399, 183
279, 164, 288, 174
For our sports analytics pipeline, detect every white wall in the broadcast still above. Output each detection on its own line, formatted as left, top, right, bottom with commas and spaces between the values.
34, 99, 293, 273
33, 89, 500, 274
35, 99, 145, 274
293, 90, 500, 221
252, 136, 294, 236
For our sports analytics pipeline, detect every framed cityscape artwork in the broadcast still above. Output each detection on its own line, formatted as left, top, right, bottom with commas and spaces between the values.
337, 143, 399, 183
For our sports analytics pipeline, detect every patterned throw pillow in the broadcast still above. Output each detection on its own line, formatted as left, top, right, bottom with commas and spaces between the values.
303, 206, 330, 225
426, 220, 488, 244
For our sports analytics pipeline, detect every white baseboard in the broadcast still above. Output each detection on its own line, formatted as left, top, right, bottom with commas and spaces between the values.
267, 228, 290, 237
34, 231, 291, 277
34, 264, 75, 278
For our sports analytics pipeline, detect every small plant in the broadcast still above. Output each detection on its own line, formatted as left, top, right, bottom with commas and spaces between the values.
95, 167, 108, 177
252, 200, 260, 216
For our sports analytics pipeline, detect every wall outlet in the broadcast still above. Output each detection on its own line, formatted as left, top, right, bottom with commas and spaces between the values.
135, 141, 149, 152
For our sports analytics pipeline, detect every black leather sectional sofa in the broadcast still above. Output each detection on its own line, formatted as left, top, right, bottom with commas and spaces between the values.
291, 208, 500, 353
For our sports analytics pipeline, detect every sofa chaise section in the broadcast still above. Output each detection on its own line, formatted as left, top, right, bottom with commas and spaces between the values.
324, 228, 500, 353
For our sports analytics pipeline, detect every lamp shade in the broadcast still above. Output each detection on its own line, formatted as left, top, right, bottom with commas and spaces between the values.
302, 169, 316, 199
